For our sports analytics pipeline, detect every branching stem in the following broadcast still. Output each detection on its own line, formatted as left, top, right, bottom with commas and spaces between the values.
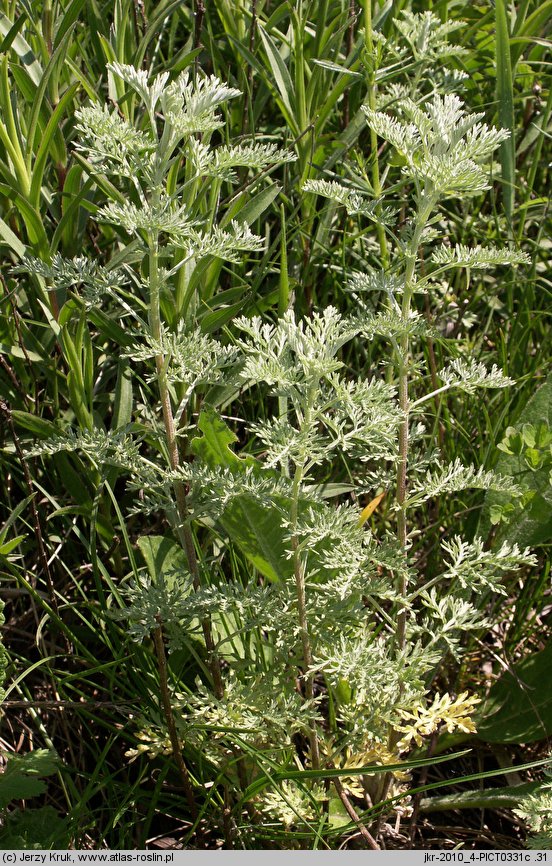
394, 198, 434, 654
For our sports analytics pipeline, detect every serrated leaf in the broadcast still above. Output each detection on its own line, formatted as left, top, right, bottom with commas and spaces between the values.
0, 750, 60, 809
0, 806, 71, 849
191, 408, 255, 471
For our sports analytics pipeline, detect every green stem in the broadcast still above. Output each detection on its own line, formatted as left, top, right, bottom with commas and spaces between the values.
394, 198, 434, 655
290, 382, 320, 770
333, 775, 379, 849
148, 232, 225, 702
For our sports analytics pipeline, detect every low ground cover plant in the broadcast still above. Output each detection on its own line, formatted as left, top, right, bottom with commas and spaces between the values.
0, 0, 550, 850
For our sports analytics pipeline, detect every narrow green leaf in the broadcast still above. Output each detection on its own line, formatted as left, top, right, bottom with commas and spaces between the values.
243, 750, 472, 802
10, 411, 58, 439
30, 83, 79, 208
0, 12, 43, 86
420, 781, 543, 813
221, 184, 281, 228
112, 360, 133, 431
0, 494, 35, 542
495, 0, 515, 224
512, 0, 552, 65
53, 0, 87, 48
0, 11, 27, 54
133, 0, 190, 68
0, 216, 25, 257
312, 59, 362, 77
0, 535, 26, 556
13, 195, 49, 255
257, 24, 297, 132
25, 27, 76, 165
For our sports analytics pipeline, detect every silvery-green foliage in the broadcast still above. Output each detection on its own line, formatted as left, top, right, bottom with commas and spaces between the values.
514, 777, 552, 849
301, 180, 396, 224
188, 140, 297, 182
124, 326, 236, 413
438, 359, 513, 394
393, 11, 466, 63
75, 104, 156, 175
416, 591, 486, 660
358, 309, 438, 341
26, 427, 144, 471
237, 309, 402, 473
15, 254, 128, 310
439, 537, 536, 593
300, 78, 533, 787
373, 11, 469, 106
179, 672, 320, 752
431, 243, 530, 269
363, 94, 510, 198
406, 458, 521, 506
19, 51, 537, 833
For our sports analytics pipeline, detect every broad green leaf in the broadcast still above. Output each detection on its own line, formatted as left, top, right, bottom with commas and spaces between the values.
480, 372, 552, 546
191, 407, 255, 471
220, 498, 293, 583
0, 806, 71, 849
138, 535, 189, 590
476, 639, 552, 744
191, 409, 292, 582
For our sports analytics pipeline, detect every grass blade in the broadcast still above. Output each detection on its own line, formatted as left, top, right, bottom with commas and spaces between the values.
495, 0, 515, 226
